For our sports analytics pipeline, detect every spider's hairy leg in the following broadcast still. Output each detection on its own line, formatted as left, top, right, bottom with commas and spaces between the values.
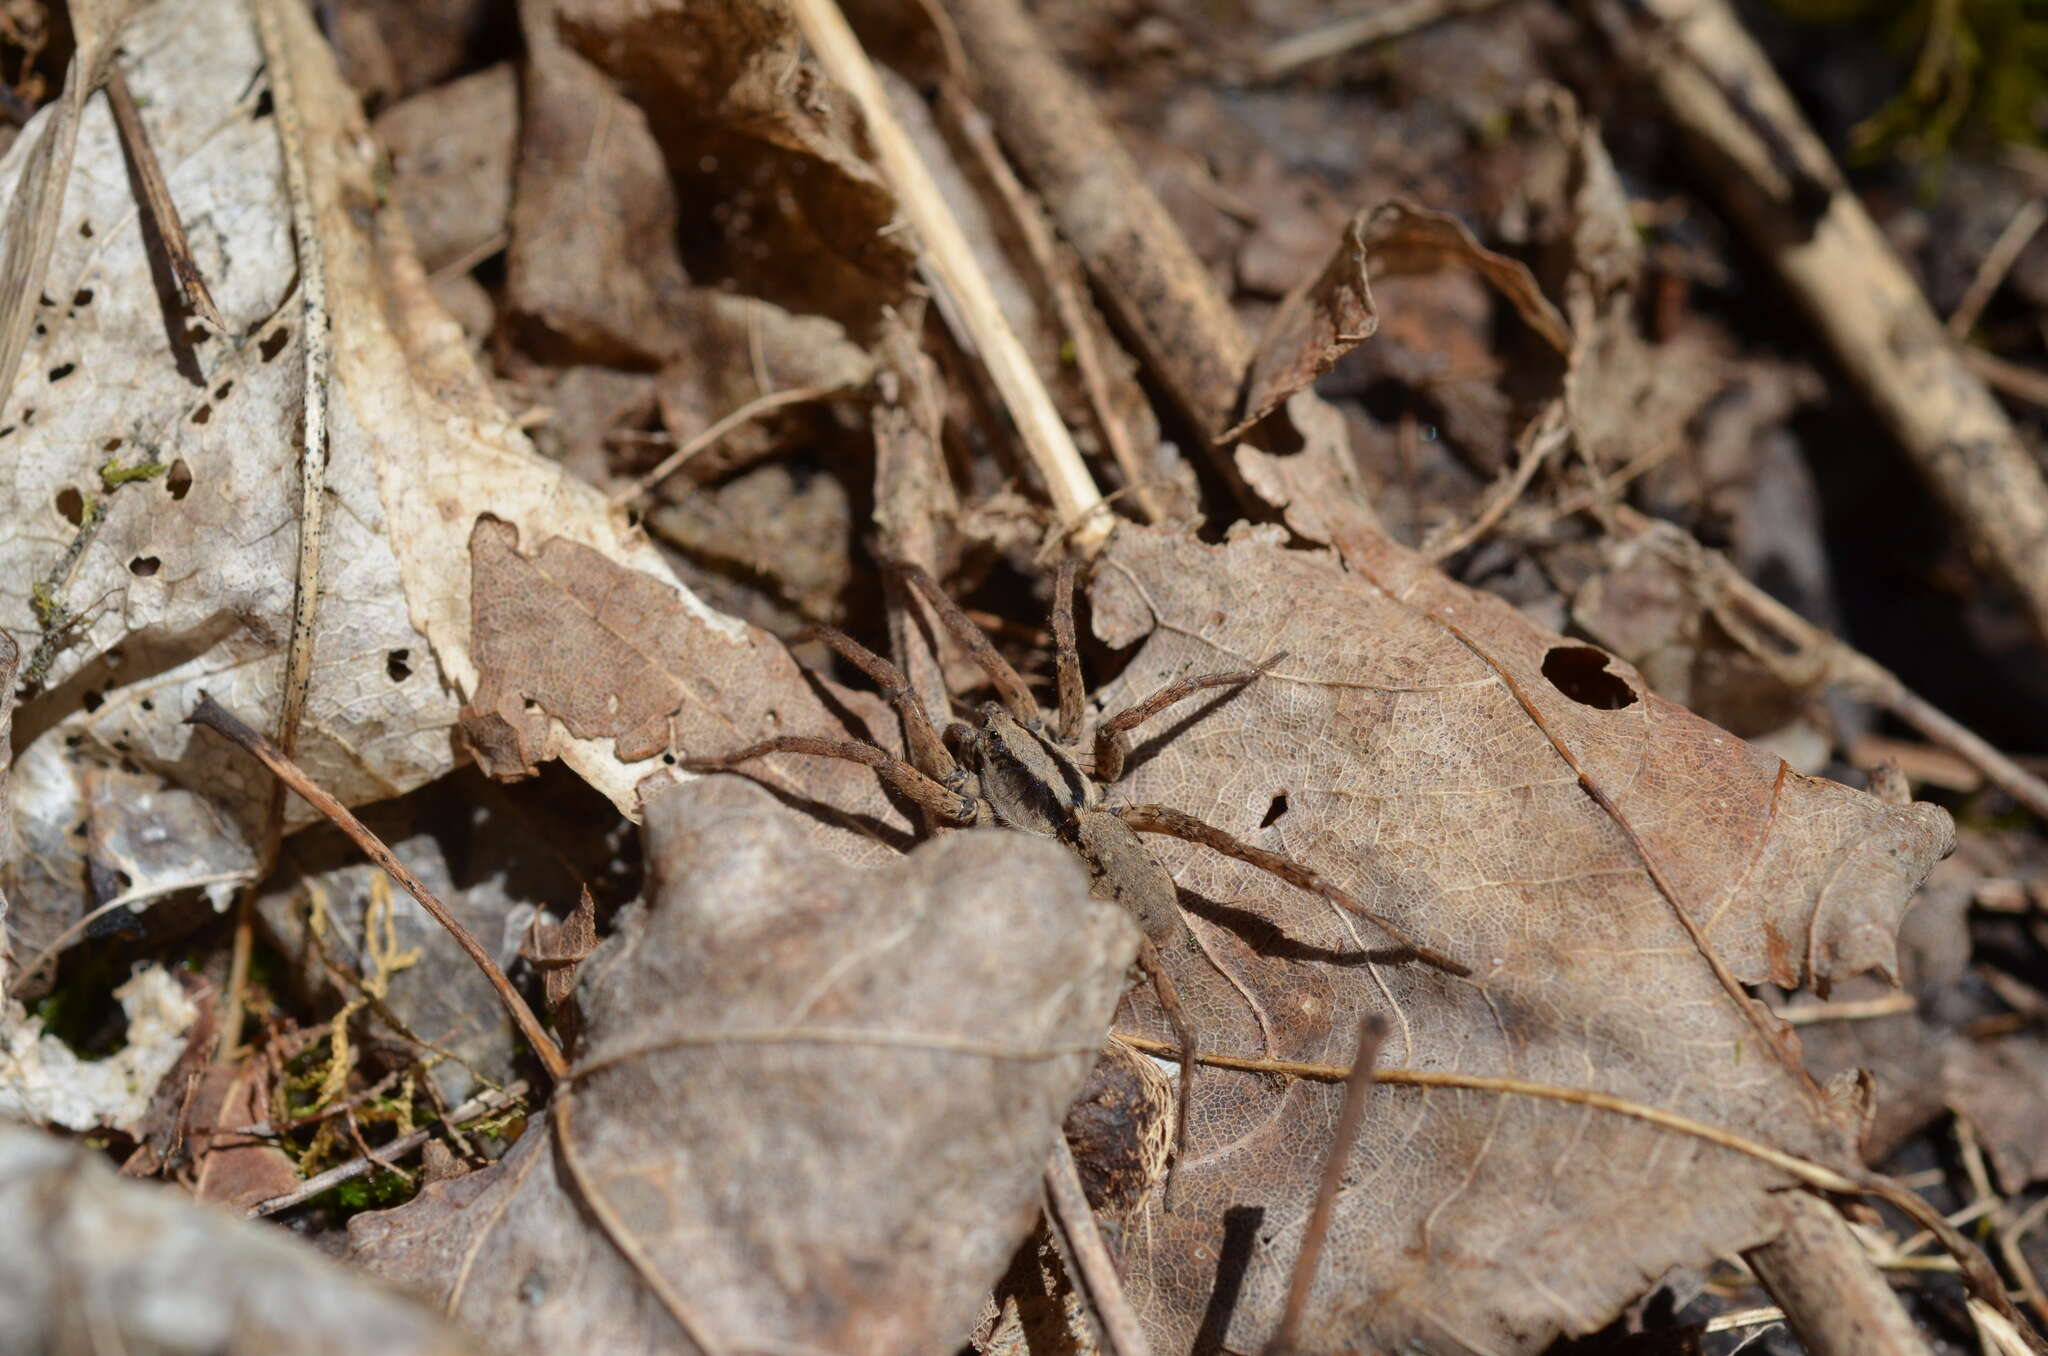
888, 558, 1044, 726
1093, 652, 1285, 783
681, 736, 982, 826
792, 623, 960, 784
1050, 558, 1086, 745
1108, 803, 1472, 977
1134, 935, 1197, 1214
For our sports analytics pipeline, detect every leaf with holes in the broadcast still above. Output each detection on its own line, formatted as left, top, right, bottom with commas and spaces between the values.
1078, 522, 1950, 1353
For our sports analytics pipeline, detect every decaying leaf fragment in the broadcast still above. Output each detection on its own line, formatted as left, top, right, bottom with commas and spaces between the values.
0, 1120, 474, 1356
1078, 523, 1951, 1353
460, 516, 906, 848
351, 775, 1136, 1355
1224, 211, 1378, 443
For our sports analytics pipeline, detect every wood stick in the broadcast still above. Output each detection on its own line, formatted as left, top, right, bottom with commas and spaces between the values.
1746, 1189, 1933, 1356
945, 0, 1250, 441
787, 0, 1110, 550
186, 693, 568, 1082
1601, 0, 2048, 647
1043, 1136, 1154, 1356
1266, 1016, 1384, 1354
105, 68, 227, 331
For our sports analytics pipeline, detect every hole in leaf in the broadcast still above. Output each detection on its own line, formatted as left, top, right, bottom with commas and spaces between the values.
214, 380, 234, 400
260, 327, 290, 362
1260, 792, 1290, 828
253, 89, 274, 119
73, 288, 92, 306
139, 699, 154, 712
102, 437, 122, 452
82, 688, 104, 713
190, 404, 211, 425
48, 362, 75, 383
386, 649, 412, 682
1540, 645, 1638, 710
56, 486, 84, 525
183, 323, 210, 346
129, 556, 160, 577
166, 459, 193, 499
78, 220, 93, 238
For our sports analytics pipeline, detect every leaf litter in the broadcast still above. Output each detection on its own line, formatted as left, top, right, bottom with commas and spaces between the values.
4, 0, 2048, 1352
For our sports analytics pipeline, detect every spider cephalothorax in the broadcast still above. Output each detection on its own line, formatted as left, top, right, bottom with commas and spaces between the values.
685, 557, 1467, 1197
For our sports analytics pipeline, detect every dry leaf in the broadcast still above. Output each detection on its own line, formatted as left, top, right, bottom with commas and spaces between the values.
1078, 522, 1950, 1351
507, 17, 691, 366
1225, 210, 1377, 442
351, 774, 1137, 1354
460, 516, 905, 852
0, 1119, 474, 1355
0, 0, 464, 946
554, 0, 915, 329
373, 63, 517, 276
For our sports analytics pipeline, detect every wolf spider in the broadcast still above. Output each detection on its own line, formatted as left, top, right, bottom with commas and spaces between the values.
684, 559, 1467, 1200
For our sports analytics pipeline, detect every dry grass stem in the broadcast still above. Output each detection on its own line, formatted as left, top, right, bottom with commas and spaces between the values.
787, 0, 1109, 548
1948, 198, 2046, 339
186, 692, 568, 1081
609, 383, 843, 506
1256, 0, 1508, 79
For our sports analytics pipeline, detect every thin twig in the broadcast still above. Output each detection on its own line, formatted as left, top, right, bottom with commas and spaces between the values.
1256, 0, 1508, 80
1948, 197, 2046, 339
105, 66, 227, 331
1423, 400, 1569, 561
246, 1079, 528, 1216
1267, 1016, 1384, 1354
1965, 347, 2048, 409
1112, 1031, 1862, 1191
787, 0, 1109, 549
607, 384, 840, 506
1774, 993, 1918, 1026
1612, 508, 2048, 822
1043, 1136, 1154, 1356
1114, 1032, 2043, 1344
186, 693, 568, 1082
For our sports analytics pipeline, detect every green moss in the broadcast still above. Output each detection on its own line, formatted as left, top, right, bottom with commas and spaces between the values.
1766, 0, 2048, 165
314, 1168, 417, 1216
99, 454, 166, 491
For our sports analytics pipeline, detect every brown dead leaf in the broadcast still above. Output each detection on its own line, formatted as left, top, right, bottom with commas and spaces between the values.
0, 1120, 474, 1355
350, 774, 1137, 1354
508, 19, 690, 367
188, 1061, 303, 1212
460, 516, 903, 854
1078, 522, 1951, 1352
1224, 210, 1377, 444
373, 63, 516, 277
1359, 198, 1571, 355
553, 0, 915, 329
650, 290, 874, 486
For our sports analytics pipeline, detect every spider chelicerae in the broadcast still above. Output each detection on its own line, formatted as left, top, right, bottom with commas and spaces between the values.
684, 558, 1468, 1197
